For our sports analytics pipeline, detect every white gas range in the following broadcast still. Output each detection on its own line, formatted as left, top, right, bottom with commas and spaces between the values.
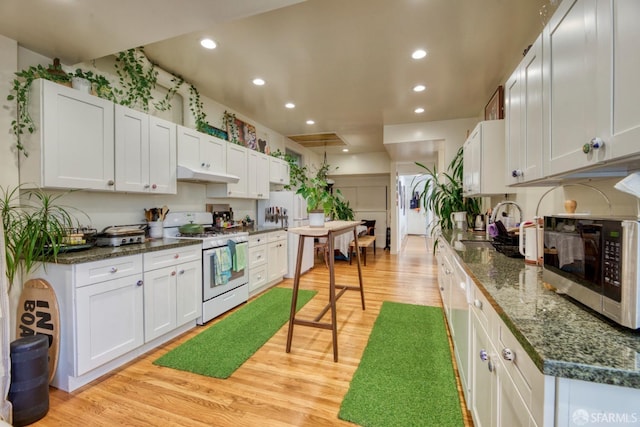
164, 212, 249, 324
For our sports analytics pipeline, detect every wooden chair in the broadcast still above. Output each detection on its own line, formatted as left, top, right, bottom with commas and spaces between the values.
314, 238, 329, 268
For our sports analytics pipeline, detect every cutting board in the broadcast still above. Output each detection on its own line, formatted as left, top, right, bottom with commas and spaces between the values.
16, 278, 60, 384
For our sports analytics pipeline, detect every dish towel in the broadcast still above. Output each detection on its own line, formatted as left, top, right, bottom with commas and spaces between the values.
212, 247, 232, 286
227, 240, 248, 271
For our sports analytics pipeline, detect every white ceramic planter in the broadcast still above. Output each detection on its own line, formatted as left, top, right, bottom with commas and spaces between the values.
308, 210, 325, 227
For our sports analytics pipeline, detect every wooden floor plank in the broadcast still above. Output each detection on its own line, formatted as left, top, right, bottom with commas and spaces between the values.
34, 235, 473, 426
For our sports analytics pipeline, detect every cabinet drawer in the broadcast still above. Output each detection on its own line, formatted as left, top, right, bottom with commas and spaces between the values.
471, 284, 493, 337
249, 245, 267, 268
143, 246, 201, 271
75, 255, 143, 287
267, 231, 287, 242
249, 264, 268, 292
249, 234, 268, 248
497, 321, 544, 422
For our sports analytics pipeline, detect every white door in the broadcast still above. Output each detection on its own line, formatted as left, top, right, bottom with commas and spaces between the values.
115, 105, 149, 192
226, 144, 248, 197
148, 116, 177, 194
176, 260, 202, 326
143, 266, 177, 342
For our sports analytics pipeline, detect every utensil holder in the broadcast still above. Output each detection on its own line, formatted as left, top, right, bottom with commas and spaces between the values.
148, 221, 164, 239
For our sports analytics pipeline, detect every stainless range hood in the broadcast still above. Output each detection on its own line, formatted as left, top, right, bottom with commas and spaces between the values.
176, 165, 240, 184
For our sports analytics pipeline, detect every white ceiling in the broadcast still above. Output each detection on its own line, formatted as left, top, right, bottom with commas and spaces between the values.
0, 0, 557, 161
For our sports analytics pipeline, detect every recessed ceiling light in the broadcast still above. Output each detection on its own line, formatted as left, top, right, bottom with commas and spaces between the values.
285, 102, 295, 109
413, 84, 426, 92
252, 78, 265, 86
306, 120, 315, 125
200, 38, 217, 49
412, 49, 427, 59
342, 148, 349, 152
414, 107, 425, 114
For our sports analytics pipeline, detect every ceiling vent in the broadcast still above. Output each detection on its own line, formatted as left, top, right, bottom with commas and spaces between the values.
287, 132, 346, 148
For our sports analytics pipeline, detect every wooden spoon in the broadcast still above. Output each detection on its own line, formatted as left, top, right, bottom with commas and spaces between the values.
160, 205, 169, 221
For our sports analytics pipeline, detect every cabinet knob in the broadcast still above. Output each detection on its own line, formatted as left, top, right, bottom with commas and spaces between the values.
439, 286, 445, 291
582, 137, 605, 154
136, 280, 143, 286
110, 267, 118, 273
479, 349, 489, 362
487, 360, 495, 373
171, 270, 177, 276
502, 348, 515, 362
201, 162, 206, 168
174, 254, 179, 259
474, 299, 483, 309
178, 269, 185, 275
144, 184, 150, 189
511, 169, 523, 178
107, 180, 114, 186
151, 184, 157, 189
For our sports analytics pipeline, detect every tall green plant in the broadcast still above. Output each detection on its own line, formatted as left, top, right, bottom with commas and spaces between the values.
1, 186, 87, 288
413, 146, 481, 233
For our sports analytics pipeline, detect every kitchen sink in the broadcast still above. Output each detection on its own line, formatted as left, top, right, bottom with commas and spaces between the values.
459, 240, 494, 249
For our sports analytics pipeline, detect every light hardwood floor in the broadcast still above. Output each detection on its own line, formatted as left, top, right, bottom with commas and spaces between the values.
35, 235, 473, 426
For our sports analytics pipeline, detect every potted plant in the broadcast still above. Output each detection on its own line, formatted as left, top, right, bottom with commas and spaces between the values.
1, 185, 87, 289
297, 176, 334, 227
413, 146, 481, 237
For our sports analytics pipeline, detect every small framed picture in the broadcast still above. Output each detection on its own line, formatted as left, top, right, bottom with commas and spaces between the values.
484, 85, 504, 120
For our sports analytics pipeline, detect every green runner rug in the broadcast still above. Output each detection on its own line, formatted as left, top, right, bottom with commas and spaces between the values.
154, 287, 316, 379
339, 301, 463, 427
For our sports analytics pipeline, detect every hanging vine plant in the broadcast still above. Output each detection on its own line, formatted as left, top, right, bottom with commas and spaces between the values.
114, 47, 158, 111
189, 84, 207, 132
154, 75, 185, 112
222, 111, 239, 144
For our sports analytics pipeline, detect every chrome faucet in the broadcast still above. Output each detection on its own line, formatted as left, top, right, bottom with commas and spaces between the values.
490, 201, 523, 225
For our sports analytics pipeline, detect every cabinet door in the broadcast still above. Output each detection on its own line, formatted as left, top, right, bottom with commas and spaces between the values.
544, 0, 606, 175
471, 312, 496, 427
39, 79, 115, 190
269, 157, 290, 185
177, 125, 201, 169
505, 36, 544, 185
496, 361, 536, 427
148, 116, 177, 194
267, 238, 287, 282
115, 105, 149, 192
226, 144, 248, 197
607, 1, 640, 160
201, 135, 227, 174
463, 127, 481, 196
176, 260, 202, 326
143, 266, 177, 342
76, 275, 143, 374
248, 151, 270, 199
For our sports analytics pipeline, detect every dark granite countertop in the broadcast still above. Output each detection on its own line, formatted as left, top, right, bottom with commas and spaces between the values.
246, 226, 286, 235
441, 230, 640, 389
49, 238, 202, 264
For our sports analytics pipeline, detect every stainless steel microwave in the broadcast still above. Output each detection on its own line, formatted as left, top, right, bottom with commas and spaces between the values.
542, 215, 640, 329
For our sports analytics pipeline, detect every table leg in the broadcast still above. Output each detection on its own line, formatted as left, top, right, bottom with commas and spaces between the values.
327, 230, 338, 362
286, 234, 306, 353
353, 229, 366, 310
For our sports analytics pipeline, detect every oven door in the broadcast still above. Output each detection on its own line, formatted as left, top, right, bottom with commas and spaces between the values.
202, 242, 248, 300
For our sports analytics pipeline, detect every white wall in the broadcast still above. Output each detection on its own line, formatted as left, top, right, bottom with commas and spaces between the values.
0, 35, 18, 190
326, 152, 391, 175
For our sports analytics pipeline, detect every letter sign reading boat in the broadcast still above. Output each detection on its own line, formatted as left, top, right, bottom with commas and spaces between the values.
16, 278, 60, 383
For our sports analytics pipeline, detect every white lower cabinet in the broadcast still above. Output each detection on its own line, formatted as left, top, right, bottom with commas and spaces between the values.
268, 231, 288, 282
35, 246, 202, 392
248, 231, 287, 295
248, 234, 269, 293
76, 272, 144, 376
143, 247, 202, 342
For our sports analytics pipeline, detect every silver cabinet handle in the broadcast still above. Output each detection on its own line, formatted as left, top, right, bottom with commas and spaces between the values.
479, 349, 488, 361
107, 180, 115, 186
474, 299, 483, 309
178, 269, 185, 275
110, 267, 118, 273
136, 280, 143, 286
511, 169, 523, 178
144, 184, 150, 189
502, 348, 515, 362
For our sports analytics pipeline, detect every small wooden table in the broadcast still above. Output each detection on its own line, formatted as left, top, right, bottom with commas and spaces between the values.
286, 220, 366, 362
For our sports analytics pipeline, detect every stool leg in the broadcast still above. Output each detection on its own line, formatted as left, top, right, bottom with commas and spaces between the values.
328, 231, 338, 362
286, 235, 306, 353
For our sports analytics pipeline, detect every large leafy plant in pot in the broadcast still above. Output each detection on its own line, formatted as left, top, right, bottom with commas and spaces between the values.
413, 146, 481, 235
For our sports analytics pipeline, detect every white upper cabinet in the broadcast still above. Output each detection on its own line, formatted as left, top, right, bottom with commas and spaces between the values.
223, 143, 248, 197
543, 0, 640, 177
269, 157, 290, 185
463, 120, 508, 196
20, 79, 115, 191
115, 105, 176, 194
505, 35, 544, 185
176, 125, 227, 175
248, 150, 270, 199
